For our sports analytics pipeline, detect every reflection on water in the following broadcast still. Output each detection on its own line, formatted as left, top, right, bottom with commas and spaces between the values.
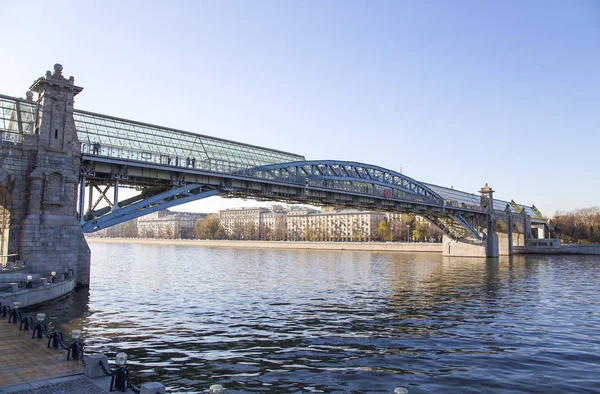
27, 244, 600, 393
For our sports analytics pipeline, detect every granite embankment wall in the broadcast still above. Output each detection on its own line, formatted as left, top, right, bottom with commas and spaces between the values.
0, 279, 76, 308
87, 238, 442, 253
515, 244, 600, 255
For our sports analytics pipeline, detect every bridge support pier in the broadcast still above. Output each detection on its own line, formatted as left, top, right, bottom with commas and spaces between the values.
0, 65, 90, 287
442, 234, 498, 257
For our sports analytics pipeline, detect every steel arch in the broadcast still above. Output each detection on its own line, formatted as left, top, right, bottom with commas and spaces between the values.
240, 160, 444, 204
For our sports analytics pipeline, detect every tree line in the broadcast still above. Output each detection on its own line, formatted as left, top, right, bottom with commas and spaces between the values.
552, 207, 600, 244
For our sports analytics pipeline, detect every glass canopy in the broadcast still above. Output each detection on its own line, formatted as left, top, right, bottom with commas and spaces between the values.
74, 109, 305, 171
424, 182, 538, 216
0, 95, 37, 144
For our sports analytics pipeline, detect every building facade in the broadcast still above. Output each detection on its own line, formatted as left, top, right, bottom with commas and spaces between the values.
137, 210, 207, 239
219, 207, 269, 240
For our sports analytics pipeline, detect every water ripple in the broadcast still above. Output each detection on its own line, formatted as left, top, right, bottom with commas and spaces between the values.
27, 246, 600, 393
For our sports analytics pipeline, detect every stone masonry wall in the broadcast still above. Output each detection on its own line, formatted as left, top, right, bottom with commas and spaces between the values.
1, 65, 90, 287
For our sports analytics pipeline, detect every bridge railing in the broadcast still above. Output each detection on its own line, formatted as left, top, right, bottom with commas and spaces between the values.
82, 142, 254, 173
443, 199, 482, 212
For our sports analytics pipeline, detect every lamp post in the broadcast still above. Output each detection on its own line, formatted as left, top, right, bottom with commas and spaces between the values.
9, 302, 21, 323
406, 225, 410, 243
32, 313, 47, 339
110, 352, 130, 392
67, 329, 84, 361
209, 384, 225, 394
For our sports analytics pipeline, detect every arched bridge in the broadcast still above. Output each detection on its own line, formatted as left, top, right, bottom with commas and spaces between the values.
0, 64, 548, 288
1, 92, 541, 245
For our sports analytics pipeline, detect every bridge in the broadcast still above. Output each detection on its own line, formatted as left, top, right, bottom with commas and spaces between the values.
0, 65, 548, 287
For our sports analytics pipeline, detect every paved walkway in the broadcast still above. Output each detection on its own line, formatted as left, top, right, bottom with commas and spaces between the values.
1, 375, 112, 394
0, 317, 85, 389
0, 316, 122, 393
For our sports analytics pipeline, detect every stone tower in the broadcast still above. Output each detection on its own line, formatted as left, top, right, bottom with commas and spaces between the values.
2, 64, 90, 286
479, 183, 499, 257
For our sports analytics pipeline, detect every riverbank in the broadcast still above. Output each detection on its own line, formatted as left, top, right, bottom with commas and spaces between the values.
515, 244, 600, 255
86, 238, 443, 253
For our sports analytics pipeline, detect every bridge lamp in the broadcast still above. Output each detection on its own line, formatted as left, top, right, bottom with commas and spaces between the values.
71, 329, 82, 341
110, 352, 130, 392
209, 384, 225, 394
115, 352, 127, 366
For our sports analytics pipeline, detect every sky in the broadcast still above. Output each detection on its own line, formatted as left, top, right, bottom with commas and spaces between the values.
1, 0, 599, 216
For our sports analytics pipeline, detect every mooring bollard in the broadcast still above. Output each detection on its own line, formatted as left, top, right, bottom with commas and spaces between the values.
140, 382, 166, 394
85, 354, 110, 379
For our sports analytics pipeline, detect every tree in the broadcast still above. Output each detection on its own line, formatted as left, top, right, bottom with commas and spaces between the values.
553, 207, 600, 244
412, 222, 430, 242
244, 223, 258, 240
215, 225, 225, 239
194, 216, 221, 239
122, 221, 138, 238
377, 220, 390, 241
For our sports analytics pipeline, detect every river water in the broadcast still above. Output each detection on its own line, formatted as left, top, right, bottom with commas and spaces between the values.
29, 242, 600, 393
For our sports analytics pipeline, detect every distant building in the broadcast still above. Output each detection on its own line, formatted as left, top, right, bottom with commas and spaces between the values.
288, 209, 385, 242
137, 210, 207, 239
219, 206, 389, 242
219, 207, 269, 240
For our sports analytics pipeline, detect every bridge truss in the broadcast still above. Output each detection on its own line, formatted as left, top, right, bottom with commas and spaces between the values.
0, 94, 530, 243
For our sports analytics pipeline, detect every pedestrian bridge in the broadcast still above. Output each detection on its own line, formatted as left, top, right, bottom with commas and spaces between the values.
1, 91, 546, 245
0, 64, 548, 289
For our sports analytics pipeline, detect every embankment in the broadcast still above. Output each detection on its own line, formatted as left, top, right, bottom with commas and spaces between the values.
86, 238, 442, 253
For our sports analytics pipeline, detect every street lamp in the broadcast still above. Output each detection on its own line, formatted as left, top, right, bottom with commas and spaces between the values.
209, 385, 225, 394
67, 329, 84, 361
32, 313, 47, 339
406, 225, 410, 243
111, 352, 130, 392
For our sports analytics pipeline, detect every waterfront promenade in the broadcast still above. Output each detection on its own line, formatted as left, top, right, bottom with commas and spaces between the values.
0, 320, 135, 393
87, 237, 443, 253
87, 237, 600, 255
0, 319, 92, 392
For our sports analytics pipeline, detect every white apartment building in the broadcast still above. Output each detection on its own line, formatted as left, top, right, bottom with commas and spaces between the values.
137, 210, 206, 239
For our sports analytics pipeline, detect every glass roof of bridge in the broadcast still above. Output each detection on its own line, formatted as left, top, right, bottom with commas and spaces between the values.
74, 109, 304, 167
0, 95, 37, 137
424, 182, 539, 217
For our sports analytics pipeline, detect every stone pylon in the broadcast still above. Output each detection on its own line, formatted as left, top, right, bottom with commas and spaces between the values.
16, 64, 90, 286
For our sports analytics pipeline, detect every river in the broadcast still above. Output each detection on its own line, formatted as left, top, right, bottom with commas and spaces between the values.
28, 242, 600, 393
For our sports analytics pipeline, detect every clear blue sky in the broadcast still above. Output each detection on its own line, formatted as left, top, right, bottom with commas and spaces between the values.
2, 0, 598, 216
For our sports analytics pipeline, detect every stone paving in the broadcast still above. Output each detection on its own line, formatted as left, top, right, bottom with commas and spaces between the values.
0, 318, 84, 389
0, 375, 112, 394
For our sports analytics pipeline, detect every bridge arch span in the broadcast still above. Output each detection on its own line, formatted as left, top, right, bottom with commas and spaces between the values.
242, 160, 444, 205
